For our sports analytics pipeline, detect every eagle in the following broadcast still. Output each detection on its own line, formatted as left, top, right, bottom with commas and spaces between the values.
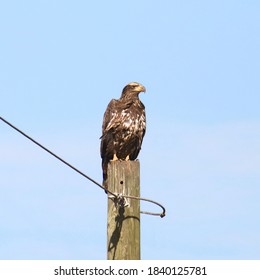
100, 82, 146, 191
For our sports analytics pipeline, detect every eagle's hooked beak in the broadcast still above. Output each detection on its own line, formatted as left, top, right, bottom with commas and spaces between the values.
138, 84, 146, 93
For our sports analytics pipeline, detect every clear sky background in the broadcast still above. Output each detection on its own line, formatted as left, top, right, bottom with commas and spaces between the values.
0, 0, 259, 260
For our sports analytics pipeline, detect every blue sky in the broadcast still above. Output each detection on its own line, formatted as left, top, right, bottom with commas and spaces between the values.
0, 0, 259, 259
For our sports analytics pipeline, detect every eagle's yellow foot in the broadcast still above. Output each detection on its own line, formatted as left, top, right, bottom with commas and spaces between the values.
111, 154, 118, 161
125, 155, 130, 161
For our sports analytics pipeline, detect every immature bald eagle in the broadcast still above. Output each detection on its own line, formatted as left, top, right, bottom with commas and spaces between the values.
100, 82, 146, 190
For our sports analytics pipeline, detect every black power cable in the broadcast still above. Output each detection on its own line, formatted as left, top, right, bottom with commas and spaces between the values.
0, 116, 166, 217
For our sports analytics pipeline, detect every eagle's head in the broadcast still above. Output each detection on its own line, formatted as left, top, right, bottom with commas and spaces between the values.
121, 82, 146, 99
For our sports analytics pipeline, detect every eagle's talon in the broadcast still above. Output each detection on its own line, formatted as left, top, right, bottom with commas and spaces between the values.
111, 153, 118, 161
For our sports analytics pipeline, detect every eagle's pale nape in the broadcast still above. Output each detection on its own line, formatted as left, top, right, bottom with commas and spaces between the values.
100, 82, 146, 191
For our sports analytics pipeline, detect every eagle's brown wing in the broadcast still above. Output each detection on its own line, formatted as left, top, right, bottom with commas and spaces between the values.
100, 99, 121, 187
100, 98, 133, 158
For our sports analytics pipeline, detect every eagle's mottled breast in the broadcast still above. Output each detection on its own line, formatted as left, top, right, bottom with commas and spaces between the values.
113, 100, 146, 156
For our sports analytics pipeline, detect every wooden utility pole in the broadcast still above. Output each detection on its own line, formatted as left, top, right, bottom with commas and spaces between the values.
107, 160, 140, 260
